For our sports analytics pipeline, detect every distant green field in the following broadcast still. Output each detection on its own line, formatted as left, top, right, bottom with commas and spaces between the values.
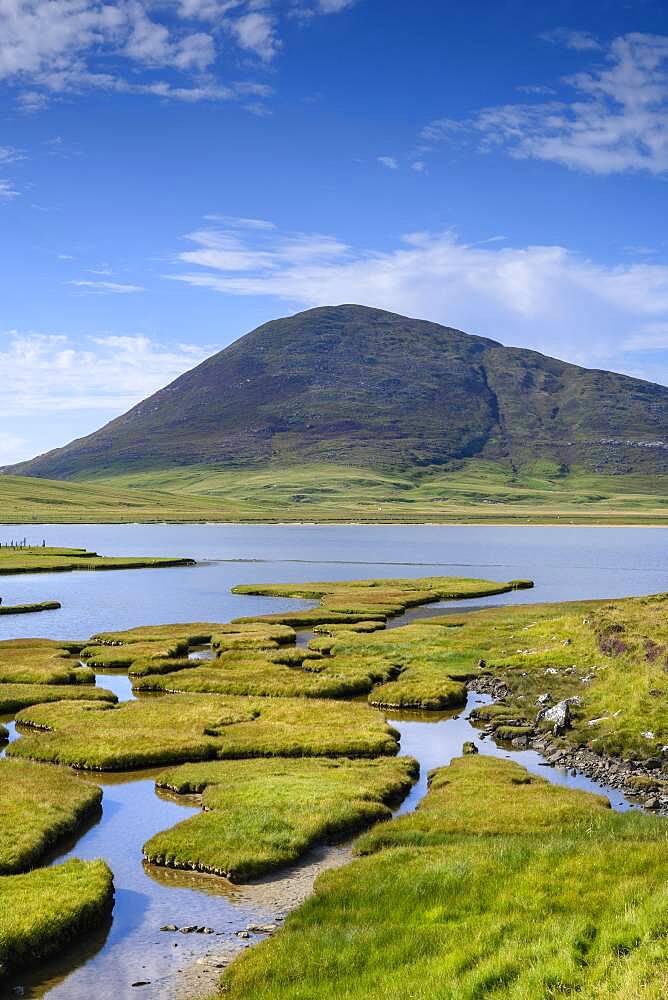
1, 459, 667, 524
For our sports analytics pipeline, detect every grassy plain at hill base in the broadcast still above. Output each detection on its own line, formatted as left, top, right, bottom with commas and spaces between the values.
1, 460, 667, 523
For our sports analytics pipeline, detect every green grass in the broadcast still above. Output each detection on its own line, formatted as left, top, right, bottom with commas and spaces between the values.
0, 639, 93, 685
0, 759, 102, 874
218, 756, 668, 1000
82, 623, 297, 677
144, 756, 417, 881
8, 695, 398, 770
0, 544, 194, 575
0, 684, 117, 715
0, 601, 61, 615
355, 755, 609, 853
3, 460, 668, 524
81, 640, 189, 669
0, 859, 113, 979
420, 592, 668, 761
91, 622, 226, 644
132, 651, 392, 699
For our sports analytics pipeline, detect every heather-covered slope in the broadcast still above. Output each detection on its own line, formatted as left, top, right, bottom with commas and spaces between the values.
6, 305, 668, 479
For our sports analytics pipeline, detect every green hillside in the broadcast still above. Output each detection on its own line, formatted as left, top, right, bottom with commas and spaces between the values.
5, 305, 668, 481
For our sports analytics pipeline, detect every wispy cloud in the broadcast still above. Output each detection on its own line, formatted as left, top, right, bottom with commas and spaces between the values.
228, 11, 280, 61
420, 33, 668, 175
540, 28, 601, 52
67, 279, 146, 294
377, 155, 398, 170
169, 220, 668, 385
0, 146, 25, 164
0, 0, 356, 111
0, 179, 19, 200
0, 331, 212, 416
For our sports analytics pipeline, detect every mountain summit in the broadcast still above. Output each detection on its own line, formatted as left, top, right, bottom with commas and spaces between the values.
7, 304, 668, 479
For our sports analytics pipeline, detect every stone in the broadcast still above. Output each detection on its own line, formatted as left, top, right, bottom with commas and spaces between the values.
462, 741, 479, 755
537, 700, 572, 736
644, 797, 660, 810
160, 924, 178, 932
536, 693, 551, 706
179, 926, 198, 934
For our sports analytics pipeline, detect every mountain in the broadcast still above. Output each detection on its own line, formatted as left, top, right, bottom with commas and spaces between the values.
6, 304, 668, 480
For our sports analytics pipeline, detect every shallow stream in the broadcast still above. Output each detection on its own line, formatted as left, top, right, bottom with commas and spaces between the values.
1, 524, 666, 999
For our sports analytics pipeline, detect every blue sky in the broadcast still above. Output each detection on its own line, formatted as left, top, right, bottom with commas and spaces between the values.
2, 0, 668, 463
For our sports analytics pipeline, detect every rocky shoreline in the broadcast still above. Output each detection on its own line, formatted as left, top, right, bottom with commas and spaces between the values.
468, 677, 668, 815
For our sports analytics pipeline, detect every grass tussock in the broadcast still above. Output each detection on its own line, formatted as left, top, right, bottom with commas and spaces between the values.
144, 756, 417, 881
227, 577, 530, 708
0, 601, 61, 616
355, 755, 609, 853
8, 695, 398, 770
232, 576, 532, 628
0, 859, 113, 979
219, 756, 668, 1000
133, 647, 399, 700
0, 759, 102, 874
0, 639, 93, 686
0, 545, 194, 576
0, 683, 117, 715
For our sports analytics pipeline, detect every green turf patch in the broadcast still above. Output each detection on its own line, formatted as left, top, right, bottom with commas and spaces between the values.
0, 759, 102, 874
0, 601, 61, 616
8, 695, 399, 770
144, 756, 417, 880
0, 859, 113, 979
219, 756, 668, 1000
0, 545, 194, 575
355, 755, 609, 854
0, 639, 93, 686
231, 576, 532, 629
0, 684, 117, 715
133, 646, 399, 700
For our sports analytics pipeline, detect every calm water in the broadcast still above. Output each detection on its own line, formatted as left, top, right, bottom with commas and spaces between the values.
1, 524, 668, 639
0, 524, 666, 999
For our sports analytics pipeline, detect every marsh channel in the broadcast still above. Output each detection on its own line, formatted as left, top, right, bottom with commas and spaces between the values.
1, 523, 668, 999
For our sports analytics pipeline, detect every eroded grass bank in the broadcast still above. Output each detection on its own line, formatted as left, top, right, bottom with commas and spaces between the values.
0, 544, 194, 575
218, 756, 668, 1000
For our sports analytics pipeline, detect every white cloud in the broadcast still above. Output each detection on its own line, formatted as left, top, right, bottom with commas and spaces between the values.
411, 160, 427, 173
228, 12, 280, 61
0, 331, 212, 416
67, 279, 145, 293
203, 214, 276, 229
0, 1, 356, 109
169, 222, 668, 385
0, 179, 19, 200
421, 33, 668, 175
0, 0, 334, 109
0, 145, 24, 163
541, 28, 601, 52
377, 155, 398, 169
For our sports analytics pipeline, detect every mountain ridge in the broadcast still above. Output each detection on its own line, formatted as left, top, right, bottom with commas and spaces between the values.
6, 304, 668, 480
